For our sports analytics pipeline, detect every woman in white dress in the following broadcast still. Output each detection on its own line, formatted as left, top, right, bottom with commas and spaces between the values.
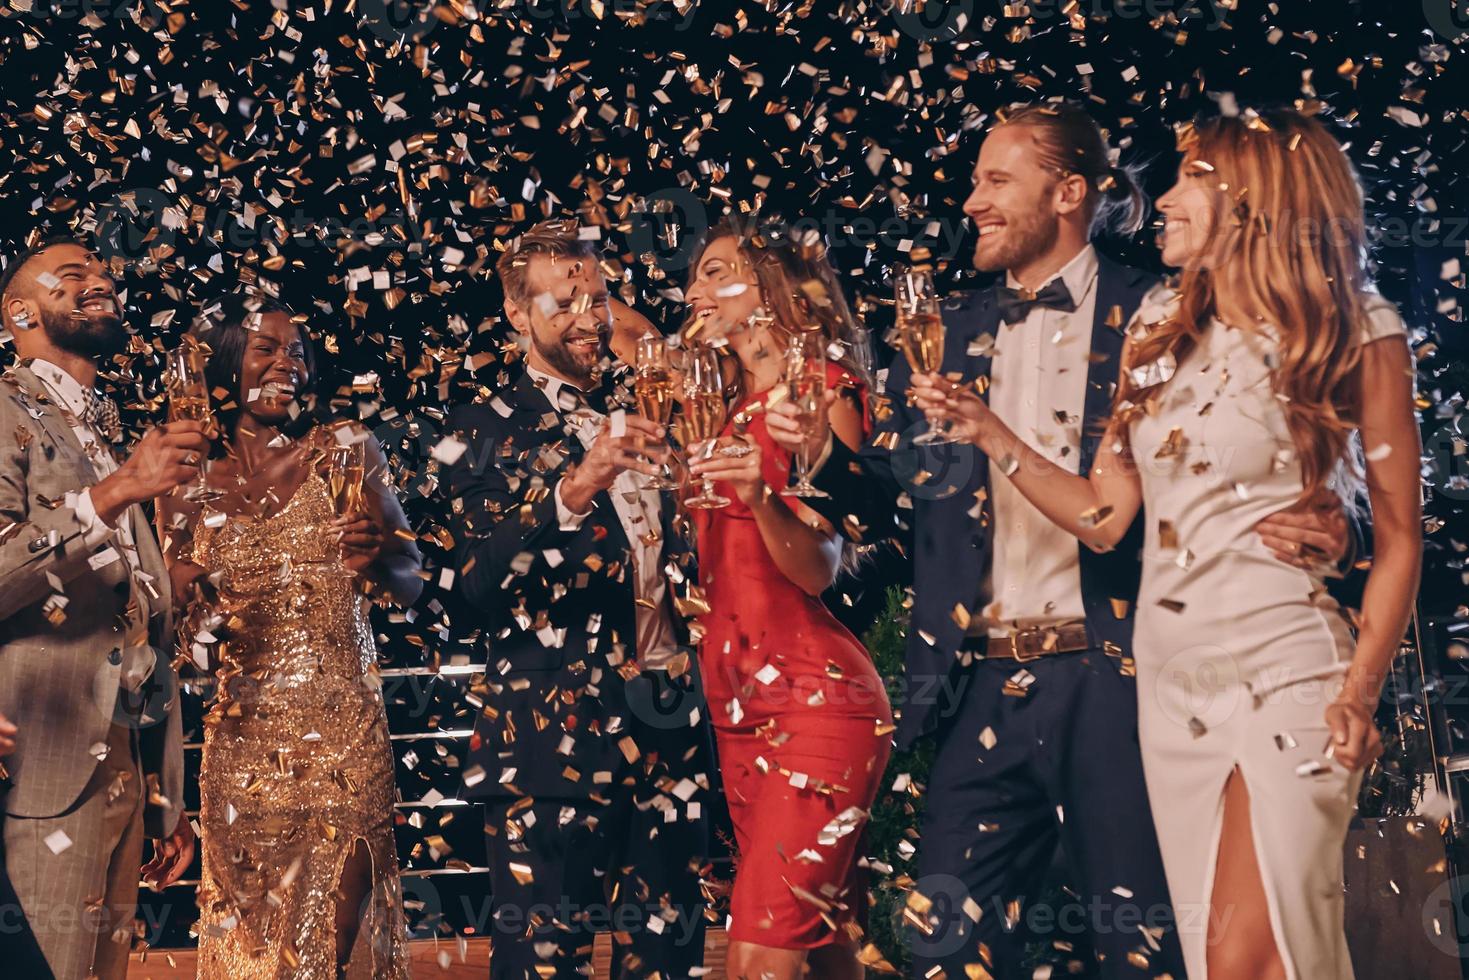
910, 108, 1422, 980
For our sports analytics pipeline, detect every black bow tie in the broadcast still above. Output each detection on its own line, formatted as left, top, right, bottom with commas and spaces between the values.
996, 278, 1077, 325
549, 378, 611, 417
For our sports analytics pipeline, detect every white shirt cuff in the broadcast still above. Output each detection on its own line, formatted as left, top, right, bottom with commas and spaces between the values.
73, 488, 117, 549
553, 479, 592, 530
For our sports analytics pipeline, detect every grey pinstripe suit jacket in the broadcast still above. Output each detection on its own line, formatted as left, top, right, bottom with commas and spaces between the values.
0, 363, 182, 839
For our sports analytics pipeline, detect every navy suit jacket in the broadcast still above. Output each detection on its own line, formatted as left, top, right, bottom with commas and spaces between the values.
444, 370, 705, 801
808, 254, 1158, 750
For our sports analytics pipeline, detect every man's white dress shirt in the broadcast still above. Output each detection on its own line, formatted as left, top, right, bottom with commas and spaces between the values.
981, 245, 1100, 637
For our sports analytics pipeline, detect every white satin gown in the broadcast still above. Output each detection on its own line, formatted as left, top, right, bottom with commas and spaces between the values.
1126, 288, 1408, 980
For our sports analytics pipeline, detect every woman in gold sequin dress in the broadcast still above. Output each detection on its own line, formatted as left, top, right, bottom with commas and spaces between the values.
158, 296, 423, 979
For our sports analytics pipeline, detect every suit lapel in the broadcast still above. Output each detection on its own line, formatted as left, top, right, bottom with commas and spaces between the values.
7, 364, 165, 635
1079, 257, 1149, 475
5, 364, 102, 487
511, 371, 589, 464
128, 502, 170, 639
509, 369, 631, 558
948, 286, 999, 391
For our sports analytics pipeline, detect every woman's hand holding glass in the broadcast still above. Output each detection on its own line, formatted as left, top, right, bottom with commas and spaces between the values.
679, 346, 732, 509
687, 435, 764, 507
765, 389, 836, 461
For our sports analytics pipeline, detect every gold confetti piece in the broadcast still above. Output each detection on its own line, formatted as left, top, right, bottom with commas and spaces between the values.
1154, 426, 1186, 460
1156, 598, 1187, 613
1002, 669, 1035, 698
856, 943, 900, 974
1158, 520, 1178, 549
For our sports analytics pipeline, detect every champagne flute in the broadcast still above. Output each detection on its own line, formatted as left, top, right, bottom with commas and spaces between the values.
781, 330, 830, 499
327, 441, 370, 589
328, 442, 366, 516
167, 338, 224, 502
895, 265, 951, 445
681, 346, 730, 510
635, 334, 680, 490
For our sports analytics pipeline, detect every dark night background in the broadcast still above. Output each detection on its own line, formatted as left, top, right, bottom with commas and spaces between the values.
0, 0, 1465, 957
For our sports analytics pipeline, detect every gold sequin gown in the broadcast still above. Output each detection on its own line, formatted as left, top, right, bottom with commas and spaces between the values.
192, 471, 410, 979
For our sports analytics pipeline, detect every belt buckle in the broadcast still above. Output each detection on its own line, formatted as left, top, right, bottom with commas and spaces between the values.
1011, 627, 1044, 663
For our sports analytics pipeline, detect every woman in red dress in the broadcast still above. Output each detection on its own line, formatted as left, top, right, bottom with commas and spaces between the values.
684, 218, 893, 980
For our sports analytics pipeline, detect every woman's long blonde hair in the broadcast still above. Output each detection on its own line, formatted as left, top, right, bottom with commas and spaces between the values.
1118, 108, 1375, 501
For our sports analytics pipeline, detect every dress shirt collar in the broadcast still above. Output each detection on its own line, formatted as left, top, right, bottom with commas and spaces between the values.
28, 357, 93, 419
1004, 243, 1099, 312
526, 362, 609, 416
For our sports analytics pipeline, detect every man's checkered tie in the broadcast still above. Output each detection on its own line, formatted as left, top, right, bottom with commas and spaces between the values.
82, 387, 121, 443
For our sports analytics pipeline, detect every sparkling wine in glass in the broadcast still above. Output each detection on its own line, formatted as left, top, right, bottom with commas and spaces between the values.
895, 265, 951, 445
781, 330, 830, 499
167, 339, 224, 502
681, 346, 730, 510
635, 334, 680, 490
328, 443, 366, 516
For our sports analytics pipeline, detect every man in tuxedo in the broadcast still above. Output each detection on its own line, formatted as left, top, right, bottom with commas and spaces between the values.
770, 104, 1356, 979
444, 220, 711, 980
0, 237, 209, 978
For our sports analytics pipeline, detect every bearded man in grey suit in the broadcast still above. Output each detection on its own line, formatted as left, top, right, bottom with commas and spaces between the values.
0, 237, 210, 979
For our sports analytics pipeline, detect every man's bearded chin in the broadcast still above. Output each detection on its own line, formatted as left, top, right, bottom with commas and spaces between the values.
536, 333, 605, 385
973, 209, 1059, 274
41, 305, 127, 359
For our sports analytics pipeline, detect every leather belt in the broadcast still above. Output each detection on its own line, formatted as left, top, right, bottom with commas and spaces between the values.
971, 622, 1092, 662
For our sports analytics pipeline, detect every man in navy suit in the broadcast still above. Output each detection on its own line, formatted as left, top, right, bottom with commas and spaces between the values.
444, 220, 711, 980
769, 103, 1356, 979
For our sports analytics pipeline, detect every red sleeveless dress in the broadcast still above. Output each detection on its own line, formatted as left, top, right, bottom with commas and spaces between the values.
693, 361, 893, 949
